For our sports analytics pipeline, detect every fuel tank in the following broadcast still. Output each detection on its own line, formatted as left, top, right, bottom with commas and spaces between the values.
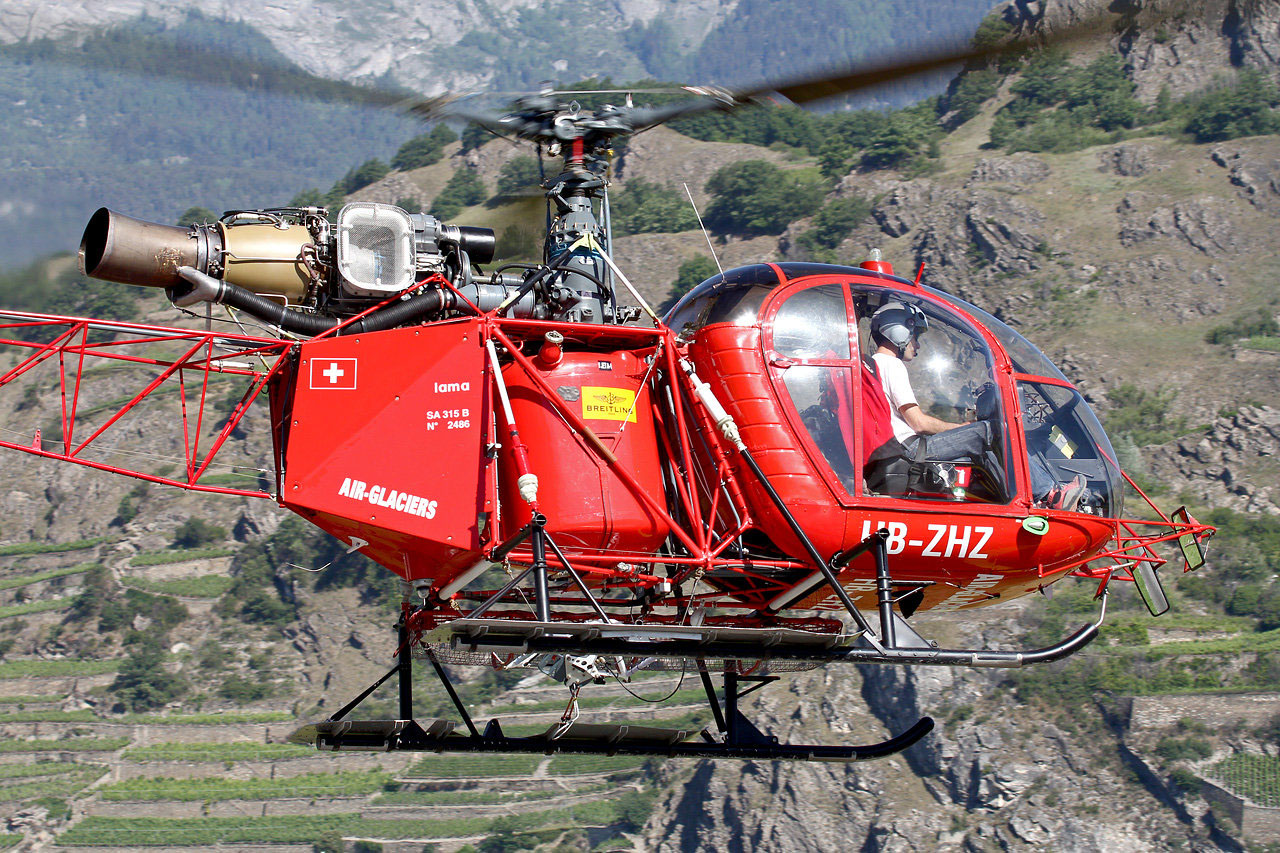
499, 349, 669, 554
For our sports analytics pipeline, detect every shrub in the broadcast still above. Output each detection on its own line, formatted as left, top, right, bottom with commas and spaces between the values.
1170, 766, 1201, 793
1185, 70, 1280, 142
1103, 384, 1186, 446
611, 180, 698, 235
795, 195, 872, 255
336, 159, 390, 194
1204, 313, 1279, 345
172, 517, 227, 549
613, 789, 658, 831
110, 638, 187, 712
176, 206, 216, 227
942, 68, 1000, 126
391, 124, 457, 171
661, 256, 720, 313
1156, 735, 1213, 762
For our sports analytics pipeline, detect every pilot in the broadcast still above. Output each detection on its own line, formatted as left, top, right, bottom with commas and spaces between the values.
869, 301, 1083, 509
869, 302, 996, 465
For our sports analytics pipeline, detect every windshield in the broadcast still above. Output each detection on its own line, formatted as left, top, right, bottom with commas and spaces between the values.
1018, 380, 1124, 517
924, 286, 1066, 380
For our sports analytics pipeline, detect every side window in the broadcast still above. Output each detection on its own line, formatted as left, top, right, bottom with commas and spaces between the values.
853, 286, 1012, 504
772, 284, 849, 360
767, 284, 858, 493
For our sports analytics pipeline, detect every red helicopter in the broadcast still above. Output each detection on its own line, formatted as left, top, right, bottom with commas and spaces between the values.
0, 34, 1214, 762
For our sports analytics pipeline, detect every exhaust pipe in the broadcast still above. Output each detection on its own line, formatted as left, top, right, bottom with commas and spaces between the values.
79, 207, 311, 299
79, 207, 220, 289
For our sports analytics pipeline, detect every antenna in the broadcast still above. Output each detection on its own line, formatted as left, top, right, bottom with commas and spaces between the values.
683, 183, 723, 277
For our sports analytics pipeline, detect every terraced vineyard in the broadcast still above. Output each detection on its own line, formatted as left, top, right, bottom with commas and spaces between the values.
0, 499, 698, 851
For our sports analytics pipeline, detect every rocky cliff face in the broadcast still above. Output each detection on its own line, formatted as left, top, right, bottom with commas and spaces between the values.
642, 609, 1229, 852
0, 0, 734, 93
1000, 0, 1280, 102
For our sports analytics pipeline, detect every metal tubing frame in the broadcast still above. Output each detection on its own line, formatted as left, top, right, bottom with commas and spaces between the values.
0, 314, 291, 497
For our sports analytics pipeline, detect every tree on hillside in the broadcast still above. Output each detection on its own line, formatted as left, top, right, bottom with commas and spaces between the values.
392, 124, 458, 171
431, 167, 487, 219
703, 161, 825, 236
495, 155, 543, 197
1185, 69, 1280, 142
176, 206, 216, 227
661, 256, 720, 313
610, 180, 698, 235
110, 636, 187, 712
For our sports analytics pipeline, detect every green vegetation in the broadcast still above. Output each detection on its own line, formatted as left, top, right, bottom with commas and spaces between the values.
124, 741, 309, 762
171, 518, 228, 549
703, 161, 826, 236
0, 694, 60, 705
545, 755, 647, 775
1204, 312, 1279, 346
0, 14, 416, 267
373, 789, 560, 806
0, 263, 141, 328
1209, 754, 1280, 806
0, 709, 97, 723
0, 659, 117, 678
795, 195, 874, 261
60, 812, 568, 846
494, 155, 543, 198
0, 737, 129, 753
432, 168, 488, 220
129, 547, 234, 567
0, 537, 106, 557
1012, 518, 1280, 708
0, 598, 72, 620
98, 771, 390, 802
1176, 510, 1280, 629
109, 637, 187, 712
123, 575, 235, 598
661, 256, 719, 313
392, 124, 458, 171
405, 754, 543, 779
610, 180, 698, 235
1102, 384, 1187, 447
0, 563, 93, 592
93, 587, 188, 635
1184, 70, 1280, 142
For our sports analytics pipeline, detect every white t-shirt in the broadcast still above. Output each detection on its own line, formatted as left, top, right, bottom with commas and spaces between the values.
871, 352, 919, 445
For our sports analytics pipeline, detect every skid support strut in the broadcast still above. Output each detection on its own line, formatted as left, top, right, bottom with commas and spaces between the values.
289, 615, 935, 762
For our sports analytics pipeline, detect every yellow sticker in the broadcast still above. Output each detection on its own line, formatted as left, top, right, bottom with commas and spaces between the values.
581, 386, 637, 422
1049, 425, 1077, 459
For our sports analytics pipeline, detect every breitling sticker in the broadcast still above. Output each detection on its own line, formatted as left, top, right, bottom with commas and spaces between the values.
581, 386, 637, 422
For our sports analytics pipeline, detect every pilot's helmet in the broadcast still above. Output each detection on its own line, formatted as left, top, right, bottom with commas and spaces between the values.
870, 301, 928, 355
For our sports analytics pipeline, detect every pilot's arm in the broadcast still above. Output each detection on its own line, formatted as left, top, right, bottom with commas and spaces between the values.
900, 403, 964, 436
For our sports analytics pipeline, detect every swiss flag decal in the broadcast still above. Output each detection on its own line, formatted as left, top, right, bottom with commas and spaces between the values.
310, 358, 357, 390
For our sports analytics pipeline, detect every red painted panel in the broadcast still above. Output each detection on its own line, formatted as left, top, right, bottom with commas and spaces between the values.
279, 320, 494, 583
499, 349, 669, 553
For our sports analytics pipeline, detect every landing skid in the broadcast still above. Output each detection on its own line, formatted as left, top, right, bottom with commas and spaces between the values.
289, 641, 934, 762
289, 531, 1104, 763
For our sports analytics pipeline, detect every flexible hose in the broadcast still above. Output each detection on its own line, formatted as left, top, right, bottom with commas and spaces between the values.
175, 269, 455, 336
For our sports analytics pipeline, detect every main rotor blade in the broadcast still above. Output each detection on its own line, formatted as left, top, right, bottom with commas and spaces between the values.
5, 35, 414, 111
632, 7, 1134, 131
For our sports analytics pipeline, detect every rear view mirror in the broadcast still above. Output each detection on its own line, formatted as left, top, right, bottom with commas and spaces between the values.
1172, 506, 1207, 572
1134, 562, 1170, 617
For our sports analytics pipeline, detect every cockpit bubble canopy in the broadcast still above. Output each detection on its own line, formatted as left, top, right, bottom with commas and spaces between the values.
667, 265, 1123, 517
